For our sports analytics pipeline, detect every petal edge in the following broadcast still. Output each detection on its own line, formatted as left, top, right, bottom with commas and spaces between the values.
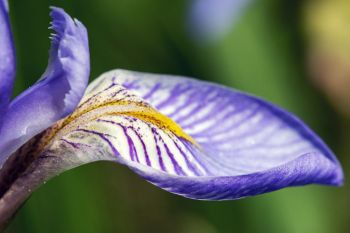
0, 7, 90, 167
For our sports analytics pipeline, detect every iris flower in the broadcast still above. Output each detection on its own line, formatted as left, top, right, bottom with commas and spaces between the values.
0, 2, 343, 229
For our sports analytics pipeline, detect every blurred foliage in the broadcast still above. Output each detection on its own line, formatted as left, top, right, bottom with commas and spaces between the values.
304, 0, 350, 118
5, 0, 349, 232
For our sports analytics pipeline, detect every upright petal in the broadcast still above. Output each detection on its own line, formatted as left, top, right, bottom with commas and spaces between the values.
0, 0, 15, 123
0, 7, 90, 167
15, 69, 342, 201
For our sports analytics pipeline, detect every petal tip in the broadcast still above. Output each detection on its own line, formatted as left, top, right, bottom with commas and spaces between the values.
331, 165, 344, 187
47, 6, 90, 112
49, 7, 88, 46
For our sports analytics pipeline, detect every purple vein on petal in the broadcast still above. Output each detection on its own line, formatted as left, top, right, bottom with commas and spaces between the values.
151, 127, 167, 172
170, 88, 219, 122
155, 84, 194, 109
37, 69, 343, 200
96, 118, 152, 166
60, 138, 91, 149
122, 125, 139, 162
153, 127, 186, 176
143, 82, 162, 100
76, 129, 120, 157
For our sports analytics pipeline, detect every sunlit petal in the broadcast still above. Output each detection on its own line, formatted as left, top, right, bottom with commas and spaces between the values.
0, 7, 90, 167
26, 70, 342, 200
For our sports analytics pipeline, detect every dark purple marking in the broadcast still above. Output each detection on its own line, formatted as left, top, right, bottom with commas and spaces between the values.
178, 139, 218, 175
128, 127, 152, 166
151, 127, 187, 176
79, 82, 117, 108
76, 129, 120, 157
121, 126, 139, 162
60, 138, 92, 149
151, 127, 167, 172
172, 139, 204, 176
180, 138, 244, 175
60, 138, 80, 149
97, 118, 152, 166
109, 88, 126, 98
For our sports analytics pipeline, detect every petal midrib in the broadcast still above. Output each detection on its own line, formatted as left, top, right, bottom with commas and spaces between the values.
39, 100, 198, 153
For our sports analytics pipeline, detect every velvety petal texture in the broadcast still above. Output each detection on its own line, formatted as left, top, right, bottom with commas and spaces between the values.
0, 7, 90, 167
36, 70, 343, 200
0, 0, 15, 124
188, 0, 251, 41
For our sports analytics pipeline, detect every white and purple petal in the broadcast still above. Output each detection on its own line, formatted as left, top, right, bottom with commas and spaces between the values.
0, 0, 15, 125
38, 70, 342, 200
0, 7, 90, 167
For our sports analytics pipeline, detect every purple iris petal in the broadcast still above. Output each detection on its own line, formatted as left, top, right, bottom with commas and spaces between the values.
188, 0, 250, 41
83, 70, 342, 200
0, 0, 15, 125
0, 7, 90, 167
132, 152, 339, 200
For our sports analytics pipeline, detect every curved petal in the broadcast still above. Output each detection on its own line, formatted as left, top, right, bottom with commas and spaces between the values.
188, 0, 251, 41
0, 7, 90, 167
33, 69, 342, 200
0, 0, 15, 123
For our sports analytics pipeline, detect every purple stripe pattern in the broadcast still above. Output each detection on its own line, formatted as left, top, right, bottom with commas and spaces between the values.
48, 82, 207, 177
45, 69, 343, 200
0, 5, 343, 201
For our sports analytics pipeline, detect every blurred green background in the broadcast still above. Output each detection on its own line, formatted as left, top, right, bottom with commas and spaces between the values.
5, 0, 350, 232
